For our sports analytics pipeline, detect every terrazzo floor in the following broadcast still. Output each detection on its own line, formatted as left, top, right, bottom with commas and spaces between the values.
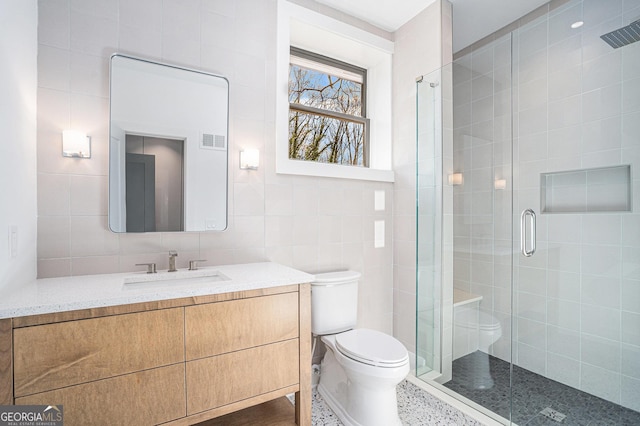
443, 351, 640, 425
311, 380, 482, 425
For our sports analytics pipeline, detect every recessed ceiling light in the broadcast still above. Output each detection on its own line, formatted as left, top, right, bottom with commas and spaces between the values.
571, 21, 584, 29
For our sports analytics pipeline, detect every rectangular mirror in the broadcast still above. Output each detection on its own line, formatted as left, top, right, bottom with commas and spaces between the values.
109, 54, 229, 232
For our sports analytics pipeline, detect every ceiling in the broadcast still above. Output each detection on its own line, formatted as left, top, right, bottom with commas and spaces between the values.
315, 0, 551, 52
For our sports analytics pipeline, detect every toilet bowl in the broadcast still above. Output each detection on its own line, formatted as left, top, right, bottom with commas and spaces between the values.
454, 309, 502, 353
311, 271, 409, 426
454, 307, 502, 389
319, 329, 409, 426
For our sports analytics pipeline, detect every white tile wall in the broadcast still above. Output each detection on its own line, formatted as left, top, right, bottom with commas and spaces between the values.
35, 0, 400, 334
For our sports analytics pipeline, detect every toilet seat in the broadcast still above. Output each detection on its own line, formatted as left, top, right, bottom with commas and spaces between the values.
335, 329, 409, 368
455, 310, 501, 331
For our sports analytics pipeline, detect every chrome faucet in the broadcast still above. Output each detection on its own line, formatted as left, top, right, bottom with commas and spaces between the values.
168, 250, 178, 272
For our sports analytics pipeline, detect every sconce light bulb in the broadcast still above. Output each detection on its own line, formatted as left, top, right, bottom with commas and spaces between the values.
62, 130, 91, 158
240, 149, 259, 170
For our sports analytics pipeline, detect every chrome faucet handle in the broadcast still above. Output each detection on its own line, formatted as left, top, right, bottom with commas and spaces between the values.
188, 260, 208, 271
168, 250, 178, 272
135, 263, 157, 274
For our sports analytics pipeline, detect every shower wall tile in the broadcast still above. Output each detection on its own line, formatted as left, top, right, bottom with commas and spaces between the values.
518, 20, 548, 57
471, 47, 493, 75
581, 245, 622, 277
623, 42, 640, 81
582, 275, 621, 309
623, 77, 640, 113
582, 116, 622, 153
549, 95, 582, 129
517, 342, 546, 375
452, 0, 638, 411
582, 215, 622, 244
622, 311, 640, 346
583, 0, 623, 25
623, 247, 640, 280
622, 279, 640, 313
546, 352, 580, 388
581, 363, 621, 404
581, 304, 621, 341
518, 292, 546, 322
621, 376, 640, 412
581, 334, 621, 372
547, 325, 580, 359
621, 343, 640, 379
549, 66, 583, 101
582, 83, 623, 122
583, 51, 622, 93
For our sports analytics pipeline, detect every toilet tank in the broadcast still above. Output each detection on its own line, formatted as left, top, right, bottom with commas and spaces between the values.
311, 271, 361, 335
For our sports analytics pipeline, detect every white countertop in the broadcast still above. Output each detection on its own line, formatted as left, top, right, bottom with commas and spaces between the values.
0, 262, 314, 319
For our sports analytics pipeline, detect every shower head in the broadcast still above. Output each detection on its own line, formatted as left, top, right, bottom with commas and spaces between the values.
600, 19, 640, 49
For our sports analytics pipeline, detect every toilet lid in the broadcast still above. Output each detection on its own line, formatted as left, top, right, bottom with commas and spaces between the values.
335, 329, 409, 368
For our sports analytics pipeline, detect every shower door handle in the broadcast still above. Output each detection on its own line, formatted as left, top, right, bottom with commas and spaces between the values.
520, 209, 536, 257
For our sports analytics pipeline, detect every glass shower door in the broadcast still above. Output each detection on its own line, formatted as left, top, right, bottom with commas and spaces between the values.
509, 0, 640, 424
442, 33, 515, 421
416, 68, 443, 379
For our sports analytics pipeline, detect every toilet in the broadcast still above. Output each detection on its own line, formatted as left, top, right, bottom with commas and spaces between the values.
453, 306, 502, 359
453, 305, 502, 389
311, 271, 409, 426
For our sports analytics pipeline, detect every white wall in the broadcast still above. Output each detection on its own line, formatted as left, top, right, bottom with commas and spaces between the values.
392, 0, 451, 355
0, 0, 38, 291
35, 0, 395, 333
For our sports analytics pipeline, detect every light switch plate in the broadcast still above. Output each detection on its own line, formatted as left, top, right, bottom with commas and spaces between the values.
374, 220, 385, 248
374, 190, 385, 211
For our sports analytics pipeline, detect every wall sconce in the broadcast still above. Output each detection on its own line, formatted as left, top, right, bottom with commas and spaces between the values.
448, 173, 463, 186
239, 149, 259, 170
495, 179, 507, 190
62, 130, 91, 158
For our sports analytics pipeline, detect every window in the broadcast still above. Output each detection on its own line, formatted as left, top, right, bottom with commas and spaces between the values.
288, 47, 369, 167
276, 0, 394, 182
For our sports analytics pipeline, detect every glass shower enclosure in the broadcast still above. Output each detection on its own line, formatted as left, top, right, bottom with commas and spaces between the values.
416, 0, 640, 424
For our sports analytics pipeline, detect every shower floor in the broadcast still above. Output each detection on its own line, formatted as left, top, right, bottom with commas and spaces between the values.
443, 351, 640, 425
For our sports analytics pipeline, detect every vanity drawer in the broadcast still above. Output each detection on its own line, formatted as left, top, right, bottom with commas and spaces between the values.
14, 308, 184, 397
16, 364, 186, 426
185, 292, 299, 360
186, 339, 299, 415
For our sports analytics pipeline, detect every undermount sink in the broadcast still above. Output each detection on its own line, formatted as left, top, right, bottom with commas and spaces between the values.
123, 268, 230, 287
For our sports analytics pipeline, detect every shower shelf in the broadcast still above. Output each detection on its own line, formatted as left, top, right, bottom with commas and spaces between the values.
540, 165, 631, 213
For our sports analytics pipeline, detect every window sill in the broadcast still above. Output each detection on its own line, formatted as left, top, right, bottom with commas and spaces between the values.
276, 158, 395, 182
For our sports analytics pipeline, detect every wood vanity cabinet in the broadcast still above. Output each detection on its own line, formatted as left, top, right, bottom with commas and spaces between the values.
1, 284, 311, 426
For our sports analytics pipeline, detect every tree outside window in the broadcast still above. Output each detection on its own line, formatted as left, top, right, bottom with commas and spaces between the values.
288, 48, 369, 167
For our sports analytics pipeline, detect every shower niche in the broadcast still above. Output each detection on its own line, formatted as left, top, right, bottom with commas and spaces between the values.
541, 165, 632, 213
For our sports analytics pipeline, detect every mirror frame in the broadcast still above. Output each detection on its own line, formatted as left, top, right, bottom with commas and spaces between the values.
108, 53, 229, 233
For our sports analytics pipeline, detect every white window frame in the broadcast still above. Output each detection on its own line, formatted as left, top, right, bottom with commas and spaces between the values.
276, 0, 395, 182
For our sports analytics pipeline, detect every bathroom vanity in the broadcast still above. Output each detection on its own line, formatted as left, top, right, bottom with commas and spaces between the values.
0, 262, 312, 426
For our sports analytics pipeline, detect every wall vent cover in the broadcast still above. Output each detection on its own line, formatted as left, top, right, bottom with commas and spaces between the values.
201, 133, 226, 150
